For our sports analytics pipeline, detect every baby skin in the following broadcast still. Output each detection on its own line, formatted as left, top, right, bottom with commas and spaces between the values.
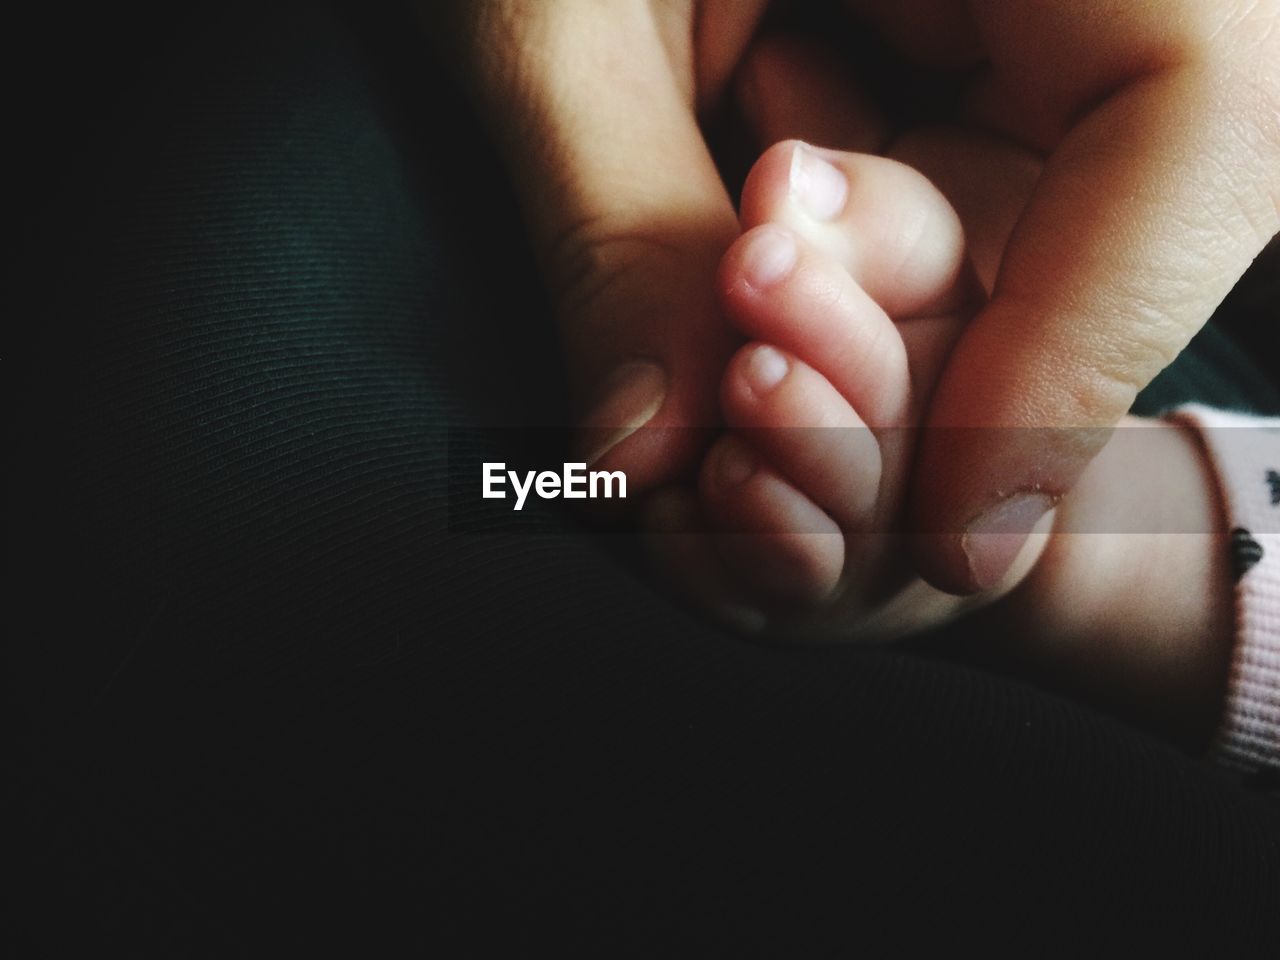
647, 141, 1236, 747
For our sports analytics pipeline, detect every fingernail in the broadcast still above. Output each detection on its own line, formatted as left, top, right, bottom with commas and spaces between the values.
741, 227, 797, 290
582, 361, 667, 467
789, 143, 848, 221
961, 493, 1055, 590
743, 345, 789, 397
717, 438, 756, 487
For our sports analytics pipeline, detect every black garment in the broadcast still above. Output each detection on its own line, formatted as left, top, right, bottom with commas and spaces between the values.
8, 4, 1280, 954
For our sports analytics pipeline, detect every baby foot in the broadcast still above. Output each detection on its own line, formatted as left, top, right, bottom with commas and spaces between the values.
648, 141, 1234, 744
668, 140, 988, 639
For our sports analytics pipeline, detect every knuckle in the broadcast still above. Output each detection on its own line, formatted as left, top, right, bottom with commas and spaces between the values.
1058, 361, 1141, 429
545, 214, 685, 324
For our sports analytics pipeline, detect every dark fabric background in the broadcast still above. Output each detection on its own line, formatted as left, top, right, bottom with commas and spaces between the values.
8, 3, 1280, 954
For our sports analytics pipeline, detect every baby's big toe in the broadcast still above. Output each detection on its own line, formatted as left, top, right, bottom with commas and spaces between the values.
739, 140, 969, 319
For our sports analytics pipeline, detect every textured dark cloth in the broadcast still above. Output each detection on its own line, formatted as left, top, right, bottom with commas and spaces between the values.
8, 4, 1280, 954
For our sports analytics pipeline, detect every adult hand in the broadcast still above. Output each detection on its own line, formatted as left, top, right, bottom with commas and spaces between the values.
741, 0, 1280, 593
896, 0, 1278, 593
423, 0, 770, 491
431, 0, 1280, 598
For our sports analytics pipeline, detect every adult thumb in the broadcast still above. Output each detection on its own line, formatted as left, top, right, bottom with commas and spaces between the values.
911, 50, 1280, 594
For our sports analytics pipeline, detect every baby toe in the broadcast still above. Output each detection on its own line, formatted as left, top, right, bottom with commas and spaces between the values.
699, 435, 845, 606
718, 226, 910, 428
721, 343, 882, 533
739, 140, 970, 320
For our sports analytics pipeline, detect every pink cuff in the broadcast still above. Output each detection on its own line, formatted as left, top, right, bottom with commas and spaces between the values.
1169, 405, 1280, 778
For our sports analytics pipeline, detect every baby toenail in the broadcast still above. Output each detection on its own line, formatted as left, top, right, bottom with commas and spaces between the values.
789, 144, 848, 221
717, 439, 757, 487
741, 227, 797, 289
744, 346, 789, 396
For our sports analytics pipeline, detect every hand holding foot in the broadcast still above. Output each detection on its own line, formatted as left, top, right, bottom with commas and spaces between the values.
653, 141, 1239, 749
742, 1, 1280, 593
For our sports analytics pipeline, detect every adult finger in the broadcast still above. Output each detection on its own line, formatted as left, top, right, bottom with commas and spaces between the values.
911, 2, 1280, 592
431, 1, 748, 491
